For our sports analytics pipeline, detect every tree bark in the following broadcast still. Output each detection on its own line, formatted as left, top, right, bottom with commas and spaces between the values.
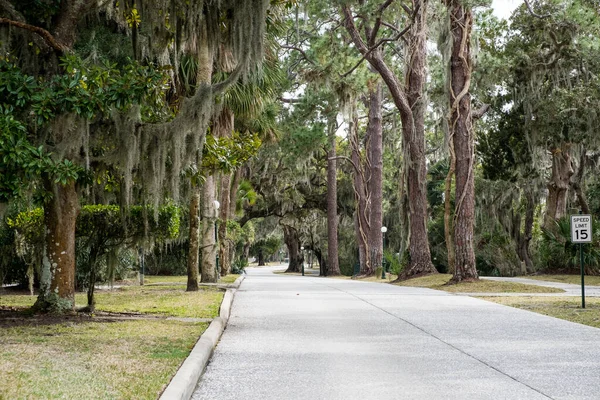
200, 175, 218, 283
326, 115, 340, 276
446, 0, 478, 283
349, 104, 372, 275
217, 108, 234, 276
34, 178, 79, 313
187, 182, 200, 291
367, 81, 384, 275
187, 21, 213, 287
283, 225, 303, 273
521, 190, 536, 274
543, 143, 574, 230
571, 151, 590, 215
400, 0, 437, 278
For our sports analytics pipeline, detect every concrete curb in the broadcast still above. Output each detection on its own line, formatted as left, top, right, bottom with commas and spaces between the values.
159, 275, 245, 400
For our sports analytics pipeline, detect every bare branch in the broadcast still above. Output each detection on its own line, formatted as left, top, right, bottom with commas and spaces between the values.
472, 104, 491, 120
280, 44, 316, 65
0, 18, 69, 52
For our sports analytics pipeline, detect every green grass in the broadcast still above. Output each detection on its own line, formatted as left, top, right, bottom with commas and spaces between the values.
480, 296, 600, 328
0, 285, 226, 399
1, 286, 224, 318
0, 319, 208, 399
143, 274, 240, 285
525, 274, 600, 286
395, 274, 565, 293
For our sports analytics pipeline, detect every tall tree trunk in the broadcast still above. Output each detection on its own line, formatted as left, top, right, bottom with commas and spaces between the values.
200, 175, 218, 283
444, 146, 456, 274
446, 0, 478, 283
227, 168, 244, 267
367, 81, 384, 274
187, 182, 201, 291
544, 143, 574, 230
400, 0, 436, 278
283, 225, 303, 273
217, 108, 234, 276
521, 190, 536, 274
326, 115, 340, 276
571, 150, 590, 215
187, 22, 213, 288
349, 104, 371, 275
34, 178, 79, 313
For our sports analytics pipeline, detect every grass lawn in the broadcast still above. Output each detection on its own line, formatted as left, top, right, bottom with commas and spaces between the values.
525, 274, 600, 286
144, 274, 240, 285
479, 296, 600, 328
0, 285, 224, 399
395, 274, 565, 293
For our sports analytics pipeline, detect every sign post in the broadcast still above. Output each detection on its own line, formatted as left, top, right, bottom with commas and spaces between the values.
570, 213, 592, 308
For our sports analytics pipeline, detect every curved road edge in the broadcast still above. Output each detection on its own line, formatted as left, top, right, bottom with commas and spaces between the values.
159, 274, 246, 400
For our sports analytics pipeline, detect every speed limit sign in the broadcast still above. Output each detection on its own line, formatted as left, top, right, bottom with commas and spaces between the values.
571, 215, 592, 243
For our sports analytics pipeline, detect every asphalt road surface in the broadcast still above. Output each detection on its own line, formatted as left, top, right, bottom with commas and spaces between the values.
192, 266, 600, 400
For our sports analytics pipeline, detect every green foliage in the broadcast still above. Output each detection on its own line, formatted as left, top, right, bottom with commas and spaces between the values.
250, 236, 281, 260
202, 132, 262, 174
0, 109, 50, 201
0, 55, 168, 200
8, 204, 181, 246
538, 217, 600, 273
0, 56, 167, 123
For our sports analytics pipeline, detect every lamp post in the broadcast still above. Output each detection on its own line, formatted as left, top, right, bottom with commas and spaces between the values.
381, 226, 387, 279
214, 200, 220, 281
300, 246, 305, 276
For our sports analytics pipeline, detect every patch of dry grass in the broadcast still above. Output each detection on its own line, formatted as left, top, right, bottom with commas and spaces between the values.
479, 296, 600, 328
1, 286, 223, 318
0, 319, 207, 399
0, 285, 225, 399
394, 274, 565, 293
143, 274, 240, 285
525, 275, 600, 286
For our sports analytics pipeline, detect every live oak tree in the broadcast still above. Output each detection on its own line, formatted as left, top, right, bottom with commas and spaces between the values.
0, 0, 271, 312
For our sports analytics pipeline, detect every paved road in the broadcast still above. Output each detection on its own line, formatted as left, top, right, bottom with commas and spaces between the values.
193, 267, 600, 400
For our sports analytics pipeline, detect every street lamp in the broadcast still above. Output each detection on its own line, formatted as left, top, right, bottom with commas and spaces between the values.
381, 226, 388, 279
214, 200, 220, 281
300, 246, 305, 276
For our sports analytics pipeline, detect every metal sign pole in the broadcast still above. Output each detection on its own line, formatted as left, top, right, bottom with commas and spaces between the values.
580, 241, 585, 309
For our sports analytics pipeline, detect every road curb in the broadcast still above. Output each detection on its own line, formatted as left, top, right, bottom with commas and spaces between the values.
159, 275, 245, 400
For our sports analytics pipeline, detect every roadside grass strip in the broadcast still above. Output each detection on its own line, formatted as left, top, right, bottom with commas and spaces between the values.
0, 286, 224, 399
524, 274, 600, 286
479, 296, 600, 328
144, 274, 239, 285
395, 274, 565, 293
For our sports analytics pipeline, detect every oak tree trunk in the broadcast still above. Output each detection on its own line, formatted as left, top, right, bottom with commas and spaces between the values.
446, 0, 478, 283
283, 225, 303, 273
34, 178, 79, 313
543, 143, 574, 230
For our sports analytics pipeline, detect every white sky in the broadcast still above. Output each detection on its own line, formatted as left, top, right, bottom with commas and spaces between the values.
491, 0, 521, 20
